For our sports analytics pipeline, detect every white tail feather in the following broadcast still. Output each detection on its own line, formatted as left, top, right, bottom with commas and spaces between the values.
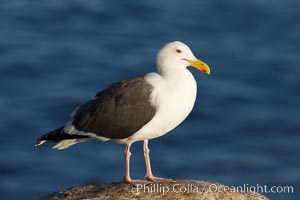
53, 138, 91, 150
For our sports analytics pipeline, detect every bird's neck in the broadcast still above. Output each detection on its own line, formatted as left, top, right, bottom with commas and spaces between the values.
158, 68, 197, 100
159, 67, 192, 81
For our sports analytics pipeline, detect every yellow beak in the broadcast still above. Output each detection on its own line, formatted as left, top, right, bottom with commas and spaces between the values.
189, 58, 210, 75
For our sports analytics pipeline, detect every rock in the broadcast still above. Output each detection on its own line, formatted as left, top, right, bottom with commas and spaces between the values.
40, 179, 270, 200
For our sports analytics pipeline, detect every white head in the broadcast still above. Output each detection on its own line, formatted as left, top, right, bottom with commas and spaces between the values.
156, 41, 210, 75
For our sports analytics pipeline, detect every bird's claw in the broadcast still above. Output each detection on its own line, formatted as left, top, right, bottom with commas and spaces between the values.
146, 176, 176, 183
125, 178, 153, 186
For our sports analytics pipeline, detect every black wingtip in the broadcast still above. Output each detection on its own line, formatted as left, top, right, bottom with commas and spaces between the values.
35, 127, 65, 147
35, 126, 90, 147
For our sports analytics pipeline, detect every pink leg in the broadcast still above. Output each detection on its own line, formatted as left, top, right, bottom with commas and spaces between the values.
124, 143, 152, 186
143, 140, 175, 182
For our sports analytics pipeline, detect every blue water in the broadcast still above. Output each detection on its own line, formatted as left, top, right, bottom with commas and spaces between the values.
0, 0, 299, 199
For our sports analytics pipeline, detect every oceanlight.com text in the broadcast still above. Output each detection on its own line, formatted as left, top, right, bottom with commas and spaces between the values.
125, 182, 294, 196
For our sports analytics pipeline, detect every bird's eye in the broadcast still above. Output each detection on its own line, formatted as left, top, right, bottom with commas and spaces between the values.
176, 49, 182, 53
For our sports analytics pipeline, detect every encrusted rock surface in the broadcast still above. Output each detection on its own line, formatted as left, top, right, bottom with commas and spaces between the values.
40, 179, 270, 200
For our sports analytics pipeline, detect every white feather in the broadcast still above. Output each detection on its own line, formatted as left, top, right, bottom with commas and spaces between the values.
53, 138, 91, 150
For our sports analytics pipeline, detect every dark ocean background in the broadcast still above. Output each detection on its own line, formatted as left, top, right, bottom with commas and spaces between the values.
0, 0, 299, 199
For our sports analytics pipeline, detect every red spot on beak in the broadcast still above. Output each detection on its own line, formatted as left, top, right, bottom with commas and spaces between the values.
201, 69, 208, 73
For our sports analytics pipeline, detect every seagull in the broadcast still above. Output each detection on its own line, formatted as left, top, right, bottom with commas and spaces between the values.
35, 41, 210, 186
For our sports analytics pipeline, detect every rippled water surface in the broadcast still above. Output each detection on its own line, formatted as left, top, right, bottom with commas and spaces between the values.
0, 0, 299, 199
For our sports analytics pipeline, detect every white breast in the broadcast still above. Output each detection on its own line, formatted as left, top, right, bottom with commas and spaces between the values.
123, 69, 197, 144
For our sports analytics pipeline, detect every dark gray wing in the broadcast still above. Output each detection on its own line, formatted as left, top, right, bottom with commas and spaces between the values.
72, 77, 156, 139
